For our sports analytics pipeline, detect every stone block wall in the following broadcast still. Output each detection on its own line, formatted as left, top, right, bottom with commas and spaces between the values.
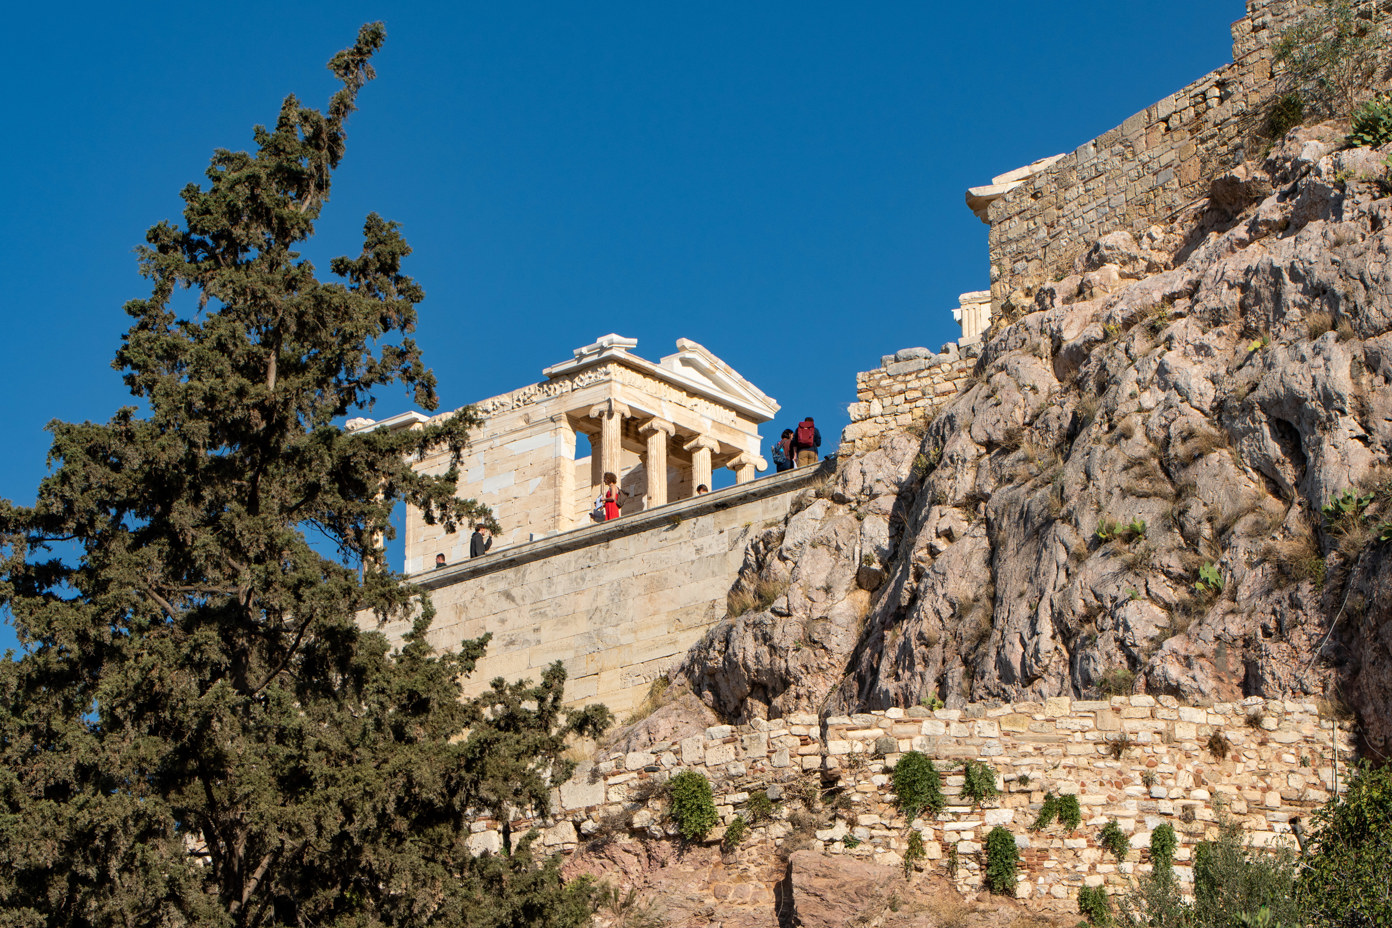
987, 0, 1391, 306
365, 463, 831, 719
841, 347, 976, 454
490, 695, 1351, 912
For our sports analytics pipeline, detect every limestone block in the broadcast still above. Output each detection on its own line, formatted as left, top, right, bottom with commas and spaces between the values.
706, 742, 737, 766
560, 779, 607, 810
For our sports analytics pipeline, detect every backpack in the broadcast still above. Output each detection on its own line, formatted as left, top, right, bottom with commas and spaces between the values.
795, 420, 816, 446
771, 440, 789, 466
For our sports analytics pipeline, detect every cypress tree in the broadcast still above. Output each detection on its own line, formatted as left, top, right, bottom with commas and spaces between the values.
0, 24, 608, 927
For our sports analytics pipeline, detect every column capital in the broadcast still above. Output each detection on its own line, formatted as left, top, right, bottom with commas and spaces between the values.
588, 399, 631, 420
727, 451, 766, 471
639, 416, 676, 437
683, 435, 720, 454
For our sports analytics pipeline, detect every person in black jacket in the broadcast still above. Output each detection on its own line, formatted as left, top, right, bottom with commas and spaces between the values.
469, 524, 493, 558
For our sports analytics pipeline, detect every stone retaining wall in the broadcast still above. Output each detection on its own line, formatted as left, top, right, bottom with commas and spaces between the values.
987, 0, 1390, 308
364, 462, 831, 719
489, 695, 1351, 912
840, 347, 976, 454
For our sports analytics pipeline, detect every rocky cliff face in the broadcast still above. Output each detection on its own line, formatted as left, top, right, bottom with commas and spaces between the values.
678, 126, 1392, 753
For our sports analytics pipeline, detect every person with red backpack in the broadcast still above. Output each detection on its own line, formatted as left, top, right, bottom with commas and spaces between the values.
789, 417, 821, 467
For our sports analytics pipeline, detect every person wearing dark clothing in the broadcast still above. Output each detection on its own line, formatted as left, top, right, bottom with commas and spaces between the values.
469, 525, 493, 558
789, 417, 821, 467
772, 429, 794, 473
435, 553, 447, 569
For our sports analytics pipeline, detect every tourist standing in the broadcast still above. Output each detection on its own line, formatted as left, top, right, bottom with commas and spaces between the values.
469, 524, 493, 557
772, 429, 793, 473
789, 417, 821, 467
602, 472, 625, 521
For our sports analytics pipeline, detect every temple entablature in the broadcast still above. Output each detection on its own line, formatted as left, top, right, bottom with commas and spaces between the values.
352, 335, 779, 574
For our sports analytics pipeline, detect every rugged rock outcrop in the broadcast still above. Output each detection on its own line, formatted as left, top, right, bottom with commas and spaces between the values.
565, 838, 1070, 928
679, 127, 1392, 752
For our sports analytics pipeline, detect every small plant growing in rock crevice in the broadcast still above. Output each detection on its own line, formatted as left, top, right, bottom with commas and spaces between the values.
745, 790, 774, 824
1151, 822, 1177, 875
1031, 791, 1082, 832
903, 830, 926, 879
1079, 885, 1112, 926
721, 814, 747, 851
1096, 666, 1136, 698
984, 826, 1019, 895
1208, 731, 1231, 760
961, 760, 1000, 806
1107, 732, 1134, 760
892, 751, 945, 822
1058, 793, 1082, 830
668, 770, 718, 842
1100, 820, 1129, 860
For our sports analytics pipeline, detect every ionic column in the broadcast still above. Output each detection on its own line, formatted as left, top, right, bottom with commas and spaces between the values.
684, 436, 718, 495
640, 418, 675, 507
727, 451, 761, 485
589, 399, 631, 488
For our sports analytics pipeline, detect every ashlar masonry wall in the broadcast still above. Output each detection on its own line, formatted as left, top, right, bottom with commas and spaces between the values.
841, 346, 976, 455
494, 695, 1350, 912
364, 463, 829, 719
987, 0, 1392, 306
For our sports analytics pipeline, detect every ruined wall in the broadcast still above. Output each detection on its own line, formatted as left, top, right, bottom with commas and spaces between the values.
486, 695, 1349, 911
366, 463, 830, 719
841, 347, 976, 454
988, 0, 1387, 306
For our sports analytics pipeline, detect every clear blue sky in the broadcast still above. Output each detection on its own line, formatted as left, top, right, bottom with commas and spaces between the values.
0, 1, 1243, 653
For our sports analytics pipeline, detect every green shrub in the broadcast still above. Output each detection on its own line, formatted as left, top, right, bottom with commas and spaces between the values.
1101, 820, 1129, 860
842, 834, 861, 849
721, 815, 747, 851
1097, 666, 1136, 698
1297, 763, 1392, 928
1267, 92, 1306, 138
668, 770, 718, 842
1151, 823, 1177, 875
984, 826, 1019, 895
745, 790, 774, 824
1030, 791, 1058, 831
1192, 825, 1300, 928
1030, 791, 1080, 831
1273, 0, 1383, 118
1118, 823, 1300, 928
1349, 93, 1392, 148
1079, 885, 1112, 926
903, 830, 926, 879
892, 751, 945, 822
1058, 793, 1082, 830
961, 760, 1000, 806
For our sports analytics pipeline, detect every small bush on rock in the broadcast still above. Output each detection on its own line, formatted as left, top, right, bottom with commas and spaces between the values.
961, 760, 1000, 806
1058, 793, 1082, 830
1350, 93, 1392, 148
1101, 820, 1129, 860
668, 770, 718, 842
1151, 823, 1177, 875
721, 815, 747, 851
892, 751, 945, 822
1079, 885, 1112, 926
984, 826, 1019, 895
745, 790, 774, 824
903, 830, 925, 879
